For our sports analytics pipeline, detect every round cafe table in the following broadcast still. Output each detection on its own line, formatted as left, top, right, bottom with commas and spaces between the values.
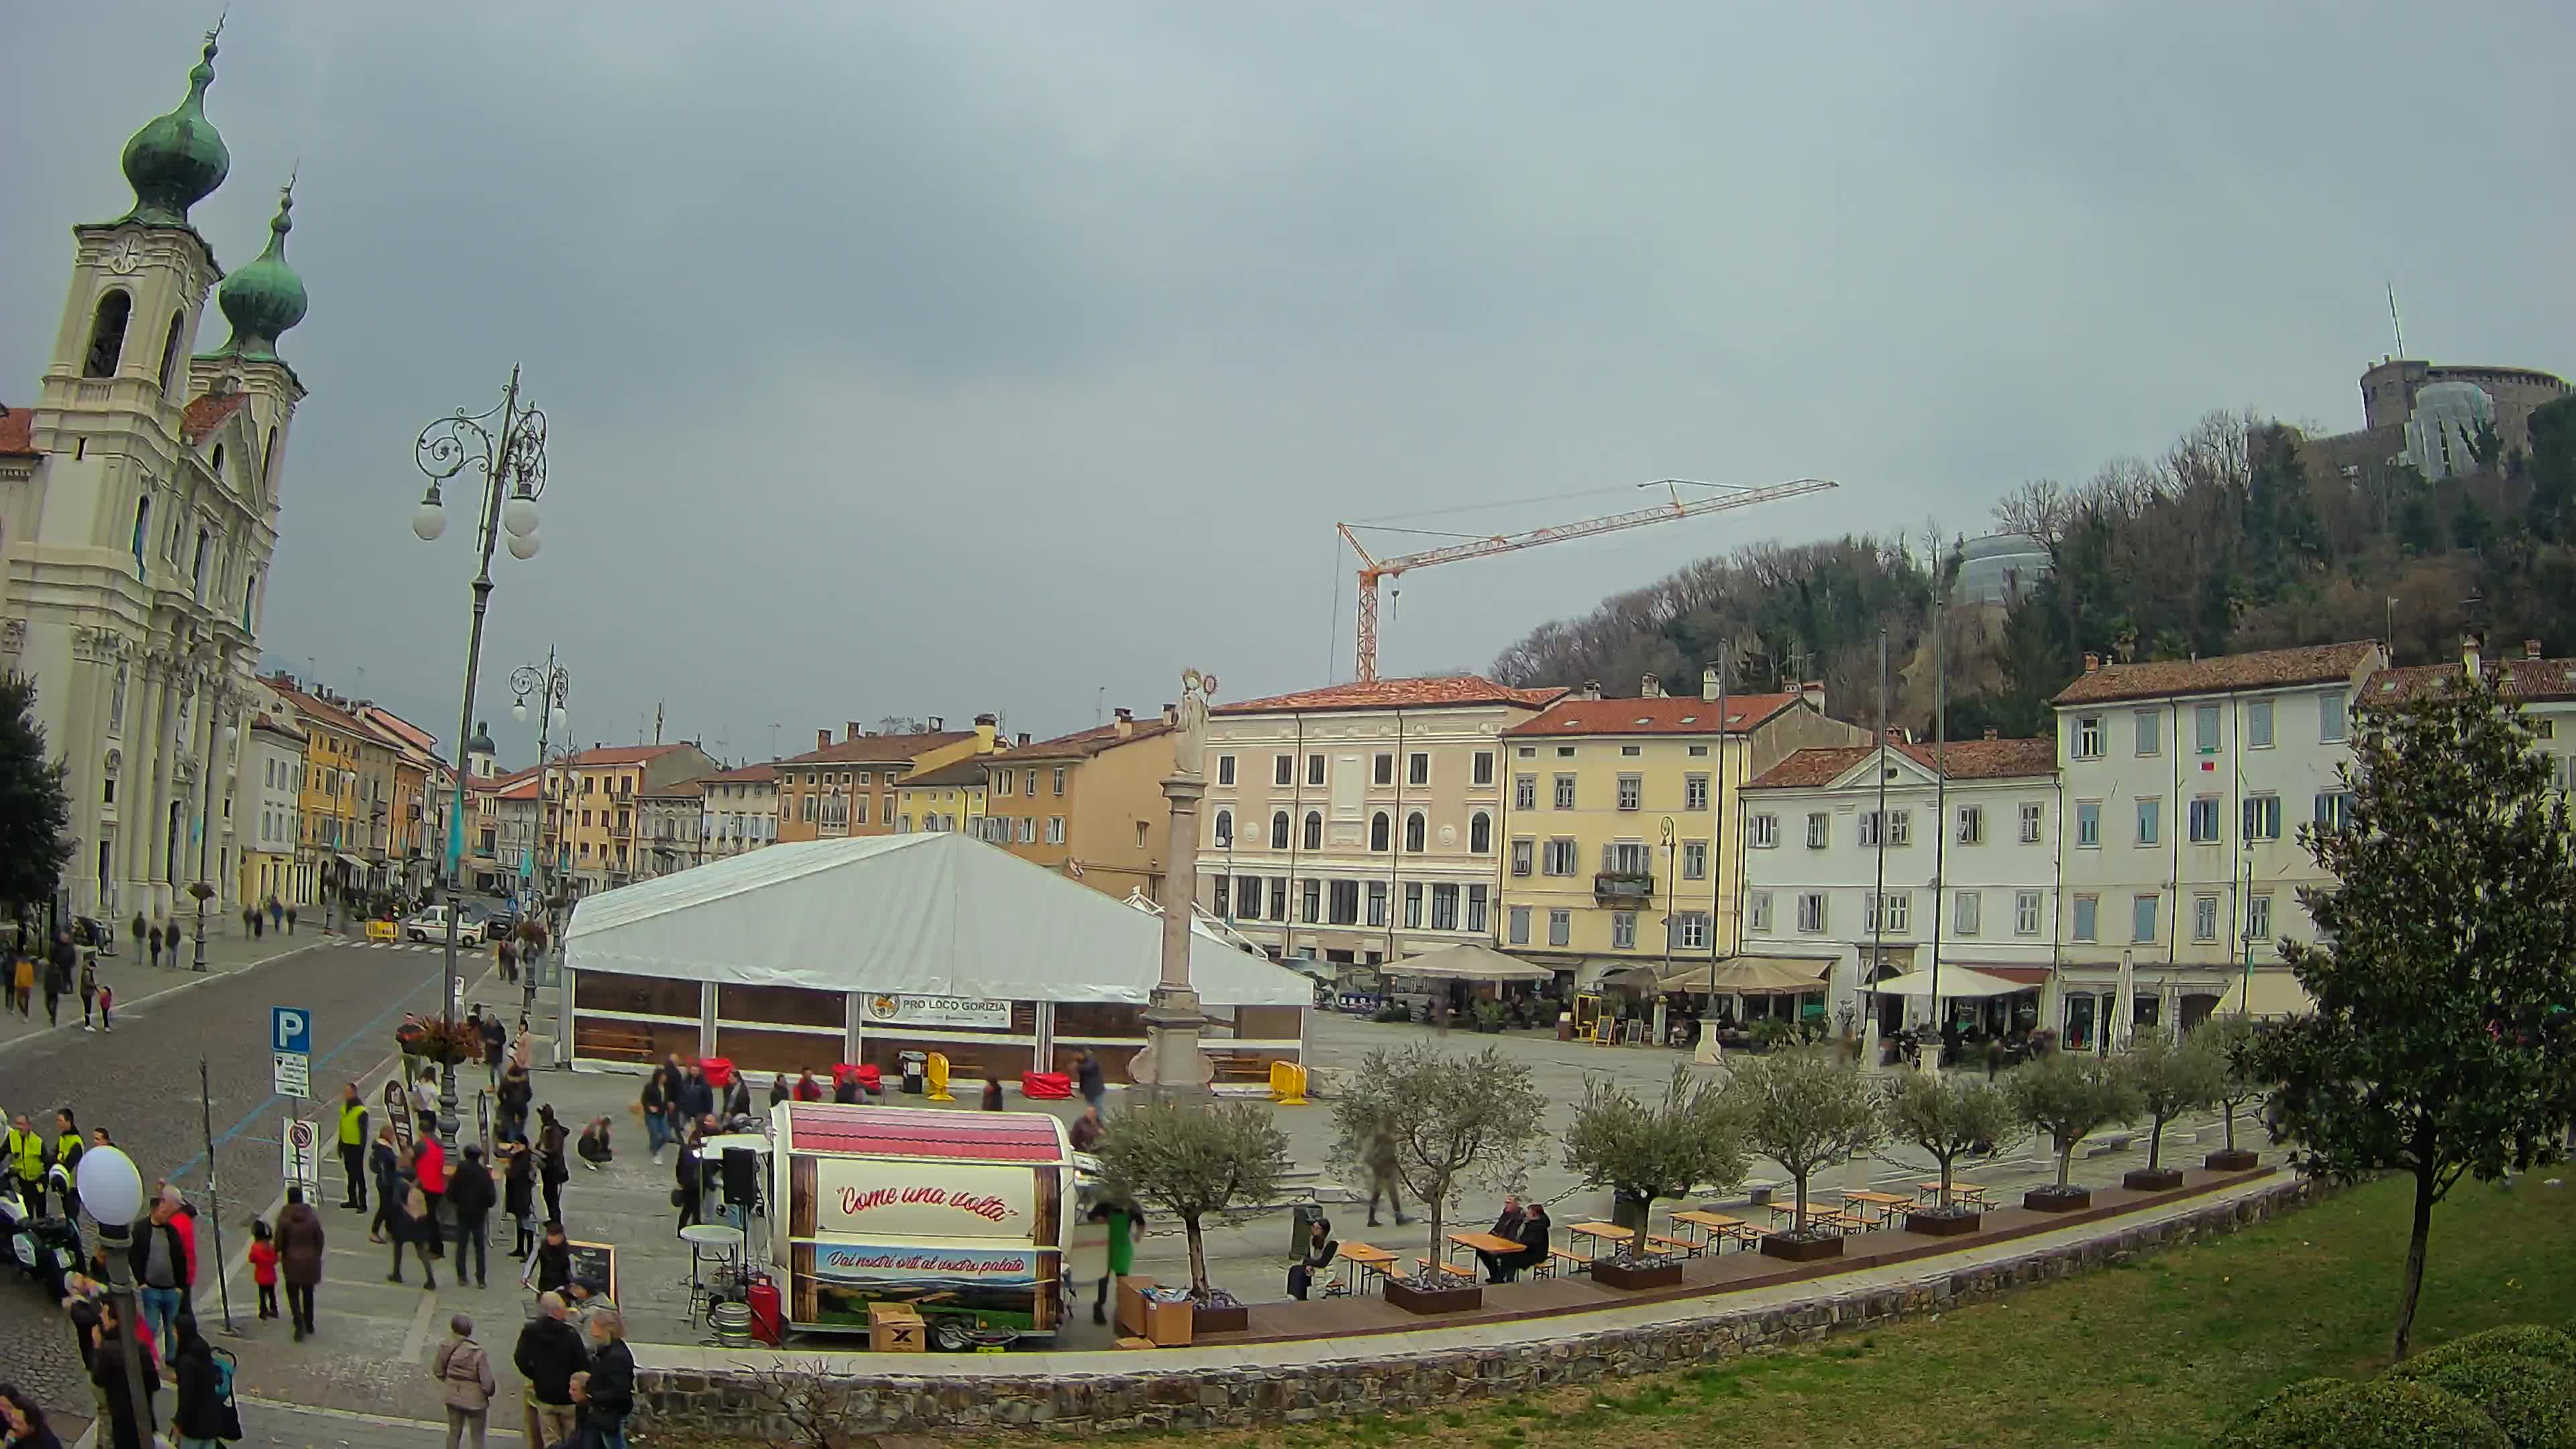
680, 1222, 746, 1324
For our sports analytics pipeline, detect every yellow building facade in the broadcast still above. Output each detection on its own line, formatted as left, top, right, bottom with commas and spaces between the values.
773, 715, 1001, 843
1498, 674, 1864, 987
268, 679, 368, 901
894, 757, 988, 833
984, 710, 1177, 900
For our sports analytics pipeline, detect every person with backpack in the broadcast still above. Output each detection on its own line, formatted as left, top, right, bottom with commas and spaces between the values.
445, 1146, 496, 1289
170, 1319, 240, 1449
432, 1312, 498, 1449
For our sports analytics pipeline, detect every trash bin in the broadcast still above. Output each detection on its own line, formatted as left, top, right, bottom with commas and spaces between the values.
899, 1050, 928, 1095
1290, 1201, 1326, 1256
1556, 1012, 1574, 1043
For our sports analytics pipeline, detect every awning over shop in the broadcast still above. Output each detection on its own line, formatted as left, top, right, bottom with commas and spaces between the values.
564, 831, 1310, 1007
1658, 956, 1832, 996
1962, 965, 2051, 987
2216, 968, 2312, 1018
1386, 942, 1556, 982
1866, 965, 2028, 998
333, 853, 368, 872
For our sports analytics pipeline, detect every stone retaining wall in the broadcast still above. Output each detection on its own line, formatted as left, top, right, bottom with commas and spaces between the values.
637, 1177, 2322, 1438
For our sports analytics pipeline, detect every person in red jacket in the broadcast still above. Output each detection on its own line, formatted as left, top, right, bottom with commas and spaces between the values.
248, 1218, 280, 1320
792, 1070, 824, 1102
414, 1135, 449, 1260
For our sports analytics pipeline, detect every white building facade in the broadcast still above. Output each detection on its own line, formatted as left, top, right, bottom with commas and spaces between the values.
699, 763, 780, 861
2051, 641, 2386, 1044
0, 32, 309, 922
240, 712, 303, 907
1193, 676, 1564, 967
1741, 737, 2062, 1036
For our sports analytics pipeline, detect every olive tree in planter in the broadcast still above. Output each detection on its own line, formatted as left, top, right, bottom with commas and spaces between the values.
1331, 1042, 1549, 1314
2008, 1050, 2140, 1212
1561, 1065, 1748, 1289
1881, 1070, 2022, 1236
1091, 1098, 1290, 1330
2121, 1030, 2224, 1191
2198, 1014, 2269, 1172
1728, 1047, 1885, 1263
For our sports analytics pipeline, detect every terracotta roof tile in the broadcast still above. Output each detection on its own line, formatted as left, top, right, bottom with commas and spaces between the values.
180, 392, 252, 444
638, 776, 710, 798
988, 719, 1174, 761
1747, 737, 2058, 790
0, 405, 36, 458
1215, 676, 1566, 716
1503, 693, 1802, 738
2051, 641, 2382, 706
901, 758, 989, 788
705, 761, 784, 784
2368, 655, 2576, 706
776, 731, 974, 767
564, 743, 686, 767
264, 677, 368, 737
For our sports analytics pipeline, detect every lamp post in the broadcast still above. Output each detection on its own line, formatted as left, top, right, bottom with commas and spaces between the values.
192, 706, 239, 973
511, 653, 569, 1018
411, 366, 550, 1157
76, 1146, 154, 1444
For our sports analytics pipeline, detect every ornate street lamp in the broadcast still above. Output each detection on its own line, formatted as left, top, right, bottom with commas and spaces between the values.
411, 366, 549, 1157
510, 651, 570, 1015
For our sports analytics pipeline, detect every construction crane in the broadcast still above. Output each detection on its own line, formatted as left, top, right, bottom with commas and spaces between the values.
1338, 476, 1838, 683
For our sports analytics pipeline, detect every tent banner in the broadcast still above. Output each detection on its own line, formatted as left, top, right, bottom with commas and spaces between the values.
814, 1159, 1036, 1239
864, 994, 1012, 1029
810, 1241, 1040, 1287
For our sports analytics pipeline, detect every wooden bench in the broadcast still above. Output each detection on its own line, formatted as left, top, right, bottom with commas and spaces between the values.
574, 1024, 653, 1063
1646, 1234, 1705, 1259
1413, 1256, 1477, 1281
1541, 1248, 1590, 1278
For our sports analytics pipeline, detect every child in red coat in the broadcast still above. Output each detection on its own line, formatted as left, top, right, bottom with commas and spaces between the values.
248, 1218, 280, 1320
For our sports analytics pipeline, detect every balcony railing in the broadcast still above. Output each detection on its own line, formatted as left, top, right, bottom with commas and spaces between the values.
1593, 871, 1654, 902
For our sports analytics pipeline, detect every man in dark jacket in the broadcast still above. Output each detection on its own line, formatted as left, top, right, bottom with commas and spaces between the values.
445, 1145, 498, 1288
676, 1067, 713, 1124
576, 1308, 635, 1449
89, 1299, 161, 1449
44, 931, 74, 1027
513, 1290, 588, 1449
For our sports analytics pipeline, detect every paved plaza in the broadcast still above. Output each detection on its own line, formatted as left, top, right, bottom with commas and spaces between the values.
0, 940, 2255, 1443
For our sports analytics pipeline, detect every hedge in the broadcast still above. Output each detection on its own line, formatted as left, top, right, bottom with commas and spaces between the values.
2216, 1376, 2512, 1449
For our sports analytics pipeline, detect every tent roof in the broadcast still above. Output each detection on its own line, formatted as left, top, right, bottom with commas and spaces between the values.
564, 832, 1310, 1007
1385, 942, 1556, 981
1658, 956, 1833, 996
1865, 965, 2029, 998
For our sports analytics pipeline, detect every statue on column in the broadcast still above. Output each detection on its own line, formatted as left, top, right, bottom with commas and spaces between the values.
1173, 668, 1218, 777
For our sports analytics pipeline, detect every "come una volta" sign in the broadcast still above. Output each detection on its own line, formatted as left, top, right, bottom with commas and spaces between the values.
814, 1160, 1034, 1240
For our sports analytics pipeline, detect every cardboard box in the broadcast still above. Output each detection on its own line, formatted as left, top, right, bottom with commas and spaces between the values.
868, 1303, 926, 1352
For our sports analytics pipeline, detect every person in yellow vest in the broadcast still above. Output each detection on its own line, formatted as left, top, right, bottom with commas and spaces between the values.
5, 1112, 47, 1216
337, 1083, 372, 1214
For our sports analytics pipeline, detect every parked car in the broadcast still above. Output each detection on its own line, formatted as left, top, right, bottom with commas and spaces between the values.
400, 904, 494, 945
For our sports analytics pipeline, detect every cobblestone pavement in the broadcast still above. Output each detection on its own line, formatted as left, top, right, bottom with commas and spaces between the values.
0, 933, 511, 1419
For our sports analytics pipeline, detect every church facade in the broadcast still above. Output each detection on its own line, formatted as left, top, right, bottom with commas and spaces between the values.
0, 28, 311, 924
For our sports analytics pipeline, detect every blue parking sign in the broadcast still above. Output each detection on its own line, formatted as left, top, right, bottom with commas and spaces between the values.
272, 1006, 311, 1055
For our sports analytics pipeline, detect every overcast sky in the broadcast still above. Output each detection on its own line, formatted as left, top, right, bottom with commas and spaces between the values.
8, 3, 2571, 767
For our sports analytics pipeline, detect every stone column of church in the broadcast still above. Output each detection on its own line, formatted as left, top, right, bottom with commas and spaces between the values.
148, 656, 188, 918
121, 653, 166, 918
70, 643, 112, 917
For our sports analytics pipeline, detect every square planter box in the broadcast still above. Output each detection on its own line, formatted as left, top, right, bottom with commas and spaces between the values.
1191, 1301, 1250, 1334
2204, 1148, 2261, 1173
1760, 1233, 1845, 1264
1904, 1208, 1983, 1237
2123, 1167, 2186, 1192
2023, 1186, 2093, 1213
1383, 1279, 1484, 1316
1591, 1258, 1685, 1291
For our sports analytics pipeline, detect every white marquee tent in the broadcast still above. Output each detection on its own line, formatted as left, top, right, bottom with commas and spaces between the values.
564, 831, 1311, 1006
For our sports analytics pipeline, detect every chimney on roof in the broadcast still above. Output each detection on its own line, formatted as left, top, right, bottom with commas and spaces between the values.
1640, 673, 1663, 698
1016, 732, 1031, 747
1983, 727, 1998, 741
1161, 702, 1177, 727
816, 729, 831, 751
1886, 725, 1907, 744
1801, 680, 1826, 713
847, 722, 863, 742
2463, 628, 2484, 682
926, 716, 944, 732
2528, 639, 2544, 661
973, 713, 998, 751
1701, 665, 1721, 702
2083, 652, 2101, 674
1578, 680, 1601, 701
1114, 707, 1135, 738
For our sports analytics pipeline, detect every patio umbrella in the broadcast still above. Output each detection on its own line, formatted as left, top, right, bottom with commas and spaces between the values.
2114, 951, 2137, 1052
1384, 941, 1556, 981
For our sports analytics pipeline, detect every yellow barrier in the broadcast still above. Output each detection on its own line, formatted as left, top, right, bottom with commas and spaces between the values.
365, 919, 398, 943
926, 1051, 955, 1102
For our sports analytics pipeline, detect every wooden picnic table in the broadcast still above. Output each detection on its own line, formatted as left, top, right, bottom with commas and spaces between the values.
1447, 1231, 1524, 1258
1916, 1180, 1992, 1204
1839, 1189, 1913, 1225
1338, 1241, 1400, 1295
1568, 1221, 1629, 1257
1670, 1209, 1750, 1246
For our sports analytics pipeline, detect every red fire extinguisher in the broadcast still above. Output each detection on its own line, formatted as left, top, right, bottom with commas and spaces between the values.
746, 1273, 784, 1346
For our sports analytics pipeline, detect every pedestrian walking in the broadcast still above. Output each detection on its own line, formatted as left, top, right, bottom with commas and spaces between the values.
283, 904, 297, 936
129, 1193, 190, 1368
980, 1077, 1006, 1112
415, 1133, 449, 1259
9, 951, 32, 1016
1085, 1198, 1143, 1324
267, 898, 284, 935
77, 957, 97, 1031
144, 924, 160, 971
511, 1291, 587, 1449
1077, 1048, 1106, 1114
720, 1069, 751, 1121
766, 1073, 790, 1110
335, 1085, 370, 1212
388, 1176, 437, 1290
0, 1383, 64, 1449
433, 1313, 498, 1449
44, 932, 72, 1027
509, 1020, 533, 1074
367, 1128, 401, 1243
242, 904, 262, 941
447, 1146, 495, 1289
572, 1309, 634, 1449
274, 1186, 323, 1342
478, 1010, 505, 1091
1070, 1104, 1104, 1153
170, 1318, 240, 1449
87, 1298, 160, 1449
496, 1065, 532, 1142
1364, 1122, 1413, 1228
495, 938, 517, 987
672, 1137, 702, 1231
638, 1072, 669, 1166
499, 1138, 535, 1258
537, 1108, 569, 1226
520, 1221, 572, 1295
248, 1219, 279, 1321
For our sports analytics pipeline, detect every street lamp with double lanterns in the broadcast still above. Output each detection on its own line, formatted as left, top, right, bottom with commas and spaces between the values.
75, 1146, 154, 1441
411, 366, 550, 1157
511, 651, 570, 1013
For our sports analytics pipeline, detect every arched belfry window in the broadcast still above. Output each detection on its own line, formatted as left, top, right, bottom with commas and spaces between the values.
158, 310, 186, 392
84, 290, 132, 378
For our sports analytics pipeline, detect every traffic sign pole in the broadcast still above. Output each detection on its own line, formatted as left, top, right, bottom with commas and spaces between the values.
273, 1005, 313, 1099
199, 1058, 237, 1335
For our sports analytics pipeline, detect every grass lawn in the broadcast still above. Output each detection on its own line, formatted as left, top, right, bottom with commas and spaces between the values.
1021, 1173, 2576, 1449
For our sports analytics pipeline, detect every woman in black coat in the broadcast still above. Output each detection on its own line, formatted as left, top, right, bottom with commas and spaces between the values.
500, 1138, 536, 1257
536, 1108, 570, 1226
170, 1320, 233, 1447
